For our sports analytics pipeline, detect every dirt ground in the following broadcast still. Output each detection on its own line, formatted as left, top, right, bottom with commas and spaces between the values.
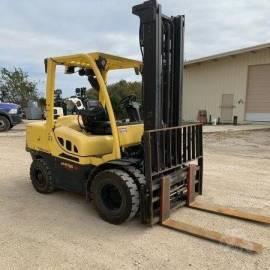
0, 124, 269, 270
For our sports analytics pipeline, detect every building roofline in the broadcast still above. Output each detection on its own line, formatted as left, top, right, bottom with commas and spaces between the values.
185, 42, 270, 66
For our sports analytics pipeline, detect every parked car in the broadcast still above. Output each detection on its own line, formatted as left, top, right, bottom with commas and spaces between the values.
0, 102, 23, 132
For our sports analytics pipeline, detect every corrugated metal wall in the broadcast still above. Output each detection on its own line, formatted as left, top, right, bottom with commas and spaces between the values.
183, 48, 270, 122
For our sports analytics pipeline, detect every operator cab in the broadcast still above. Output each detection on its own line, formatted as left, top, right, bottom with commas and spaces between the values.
80, 95, 142, 135
36, 53, 144, 159
78, 67, 142, 135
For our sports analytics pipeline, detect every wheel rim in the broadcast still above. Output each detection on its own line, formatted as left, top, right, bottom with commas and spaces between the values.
0, 120, 5, 129
34, 169, 46, 188
101, 184, 122, 210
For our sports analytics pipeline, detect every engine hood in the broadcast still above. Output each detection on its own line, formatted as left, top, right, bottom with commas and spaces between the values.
0, 102, 20, 113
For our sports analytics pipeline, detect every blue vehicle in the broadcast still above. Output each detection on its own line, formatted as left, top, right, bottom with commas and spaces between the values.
0, 102, 22, 132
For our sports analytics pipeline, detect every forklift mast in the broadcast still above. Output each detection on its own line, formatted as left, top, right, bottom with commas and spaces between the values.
133, 0, 184, 129
133, 0, 203, 225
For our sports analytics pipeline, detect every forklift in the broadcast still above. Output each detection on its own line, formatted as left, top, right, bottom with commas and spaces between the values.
26, 0, 269, 253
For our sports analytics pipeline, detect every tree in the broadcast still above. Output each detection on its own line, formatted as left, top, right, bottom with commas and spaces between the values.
0, 67, 38, 107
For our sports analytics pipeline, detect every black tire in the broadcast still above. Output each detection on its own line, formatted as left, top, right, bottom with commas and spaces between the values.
91, 169, 139, 224
30, 159, 55, 193
0, 115, 10, 132
123, 166, 146, 216
124, 166, 146, 186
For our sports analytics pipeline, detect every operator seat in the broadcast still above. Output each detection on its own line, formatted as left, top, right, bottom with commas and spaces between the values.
80, 101, 112, 135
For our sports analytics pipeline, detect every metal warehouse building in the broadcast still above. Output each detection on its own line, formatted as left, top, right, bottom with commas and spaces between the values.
183, 43, 270, 123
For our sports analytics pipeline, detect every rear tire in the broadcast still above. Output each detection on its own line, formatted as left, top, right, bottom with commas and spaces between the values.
91, 169, 139, 224
0, 115, 10, 132
30, 159, 55, 193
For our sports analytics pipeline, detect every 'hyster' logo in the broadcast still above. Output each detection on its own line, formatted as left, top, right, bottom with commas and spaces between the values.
119, 127, 127, 133
60, 162, 79, 171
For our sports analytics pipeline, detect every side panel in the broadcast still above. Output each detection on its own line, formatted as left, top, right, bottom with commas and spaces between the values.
26, 121, 50, 154
118, 123, 144, 147
53, 158, 94, 193
54, 126, 114, 156
30, 151, 94, 194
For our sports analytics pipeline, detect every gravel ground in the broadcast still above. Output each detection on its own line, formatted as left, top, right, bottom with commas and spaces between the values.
0, 124, 269, 270
203, 123, 270, 133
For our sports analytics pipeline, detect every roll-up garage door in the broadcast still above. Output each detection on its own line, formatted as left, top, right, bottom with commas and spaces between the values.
245, 64, 270, 121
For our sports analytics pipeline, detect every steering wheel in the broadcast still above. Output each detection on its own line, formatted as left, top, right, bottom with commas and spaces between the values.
119, 94, 137, 108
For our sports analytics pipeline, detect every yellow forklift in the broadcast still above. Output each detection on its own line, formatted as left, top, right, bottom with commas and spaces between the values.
26, 0, 269, 253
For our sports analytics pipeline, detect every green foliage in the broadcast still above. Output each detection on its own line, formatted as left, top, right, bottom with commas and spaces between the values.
107, 80, 142, 101
87, 89, 99, 100
0, 67, 38, 107
86, 80, 142, 119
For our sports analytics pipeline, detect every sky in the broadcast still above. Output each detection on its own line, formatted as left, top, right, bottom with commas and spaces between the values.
0, 0, 270, 97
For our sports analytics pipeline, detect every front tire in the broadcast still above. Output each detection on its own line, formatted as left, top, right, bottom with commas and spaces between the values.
91, 169, 139, 225
30, 159, 55, 193
0, 116, 10, 132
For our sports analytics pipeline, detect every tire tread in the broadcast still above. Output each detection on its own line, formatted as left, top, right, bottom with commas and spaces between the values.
30, 158, 55, 193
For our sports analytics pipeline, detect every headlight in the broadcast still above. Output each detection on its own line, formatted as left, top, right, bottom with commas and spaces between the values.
9, 108, 18, 114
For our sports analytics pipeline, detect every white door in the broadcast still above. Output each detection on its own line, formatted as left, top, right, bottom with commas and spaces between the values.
221, 94, 234, 122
